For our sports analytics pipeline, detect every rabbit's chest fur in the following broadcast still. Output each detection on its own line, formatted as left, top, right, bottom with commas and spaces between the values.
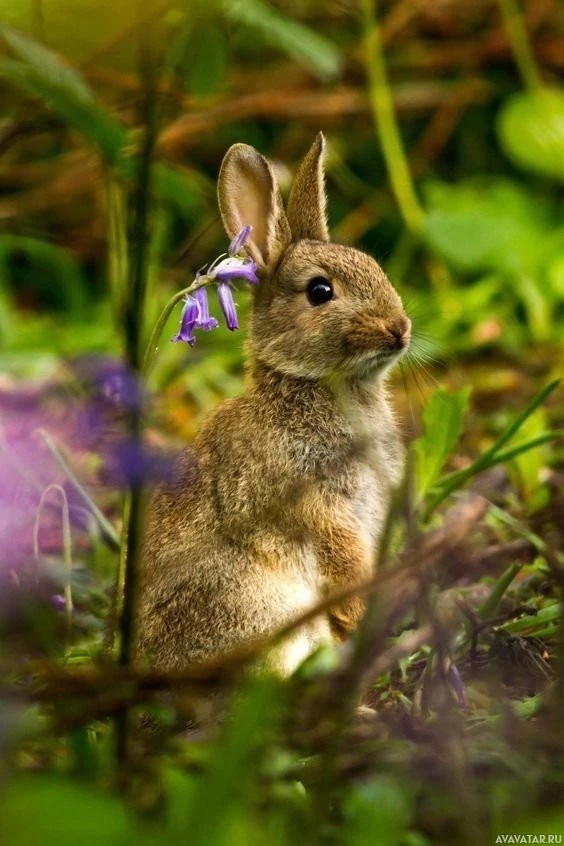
194, 373, 402, 556
332, 379, 403, 554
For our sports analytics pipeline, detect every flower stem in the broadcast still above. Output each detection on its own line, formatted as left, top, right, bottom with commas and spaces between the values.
33, 428, 120, 550
143, 287, 191, 373
33, 483, 73, 632
497, 0, 542, 90
116, 28, 158, 764
360, 0, 425, 234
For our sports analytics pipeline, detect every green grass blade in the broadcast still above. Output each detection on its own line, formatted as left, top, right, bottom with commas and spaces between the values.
424, 380, 560, 518
478, 562, 523, 620
225, 0, 341, 80
501, 603, 561, 634
0, 27, 127, 162
479, 379, 560, 465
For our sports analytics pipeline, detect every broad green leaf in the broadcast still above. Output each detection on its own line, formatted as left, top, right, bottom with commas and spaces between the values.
2, 25, 93, 102
342, 778, 412, 846
508, 806, 564, 837
547, 253, 564, 299
497, 88, 564, 182
0, 26, 127, 162
224, 0, 340, 80
505, 407, 551, 503
413, 387, 470, 502
502, 602, 561, 634
423, 179, 550, 275
0, 776, 132, 846
184, 675, 283, 846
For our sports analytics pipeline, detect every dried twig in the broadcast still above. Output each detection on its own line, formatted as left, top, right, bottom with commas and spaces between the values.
157, 81, 489, 157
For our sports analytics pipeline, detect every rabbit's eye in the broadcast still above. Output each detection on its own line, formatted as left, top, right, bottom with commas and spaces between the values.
307, 277, 333, 306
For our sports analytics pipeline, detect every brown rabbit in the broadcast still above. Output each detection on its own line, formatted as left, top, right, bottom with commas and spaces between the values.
135, 134, 411, 676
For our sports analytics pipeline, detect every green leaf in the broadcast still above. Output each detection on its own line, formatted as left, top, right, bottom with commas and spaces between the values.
505, 407, 551, 502
423, 178, 550, 275
2, 25, 94, 102
0, 776, 132, 846
497, 88, 564, 182
424, 380, 560, 517
184, 675, 283, 846
186, 23, 228, 98
342, 778, 412, 846
224, 0, 340, 80
502, 602, 561, 634
0, 234, 88, 317
0, 26, 127, 162
477, 562, 523, 620
413, 387, 470, 502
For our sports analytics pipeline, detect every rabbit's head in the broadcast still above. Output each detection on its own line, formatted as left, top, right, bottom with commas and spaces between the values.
218, 134, 411, 381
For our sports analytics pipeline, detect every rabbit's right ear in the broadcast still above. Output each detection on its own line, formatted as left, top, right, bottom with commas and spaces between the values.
218, 144, 291, 271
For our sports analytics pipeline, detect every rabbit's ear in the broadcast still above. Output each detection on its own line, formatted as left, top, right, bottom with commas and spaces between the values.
286, 132, 329, 242
218, 143, 291, 270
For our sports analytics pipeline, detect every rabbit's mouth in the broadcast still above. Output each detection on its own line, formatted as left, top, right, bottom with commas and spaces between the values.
346, 344, 408, 380
378, 344, 409, 364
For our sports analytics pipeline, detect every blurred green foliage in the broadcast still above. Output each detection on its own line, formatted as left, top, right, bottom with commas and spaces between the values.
0, 0, 563, 409
1, 1, 564, 844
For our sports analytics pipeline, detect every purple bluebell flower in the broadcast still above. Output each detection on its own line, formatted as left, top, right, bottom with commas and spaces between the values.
229, 225, 252, 256
210, 257, 260, 286
173, 225, 259, 346
193, 286, 219, 331
172, 294, 200, 346
217, 282, 239, 331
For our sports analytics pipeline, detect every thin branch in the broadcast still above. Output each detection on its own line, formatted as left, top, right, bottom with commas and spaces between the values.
360, 0, 425, 233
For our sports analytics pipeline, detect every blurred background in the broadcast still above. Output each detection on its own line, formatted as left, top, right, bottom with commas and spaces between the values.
1, 0, 563, 437
0, 1, 563, 842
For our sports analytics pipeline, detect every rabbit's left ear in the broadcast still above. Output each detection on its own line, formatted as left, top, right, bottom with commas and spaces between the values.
286, 132, 329, 242
218, 143, 291, 271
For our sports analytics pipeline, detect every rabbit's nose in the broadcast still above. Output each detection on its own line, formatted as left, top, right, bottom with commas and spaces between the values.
384, 315, 411, 349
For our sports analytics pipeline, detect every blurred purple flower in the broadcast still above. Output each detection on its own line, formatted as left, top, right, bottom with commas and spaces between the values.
217, 283, 239, 331
0, 387, 70, 574
104, 438, 177, 488
50, 593, 66, 612
83, 356, 145, 412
